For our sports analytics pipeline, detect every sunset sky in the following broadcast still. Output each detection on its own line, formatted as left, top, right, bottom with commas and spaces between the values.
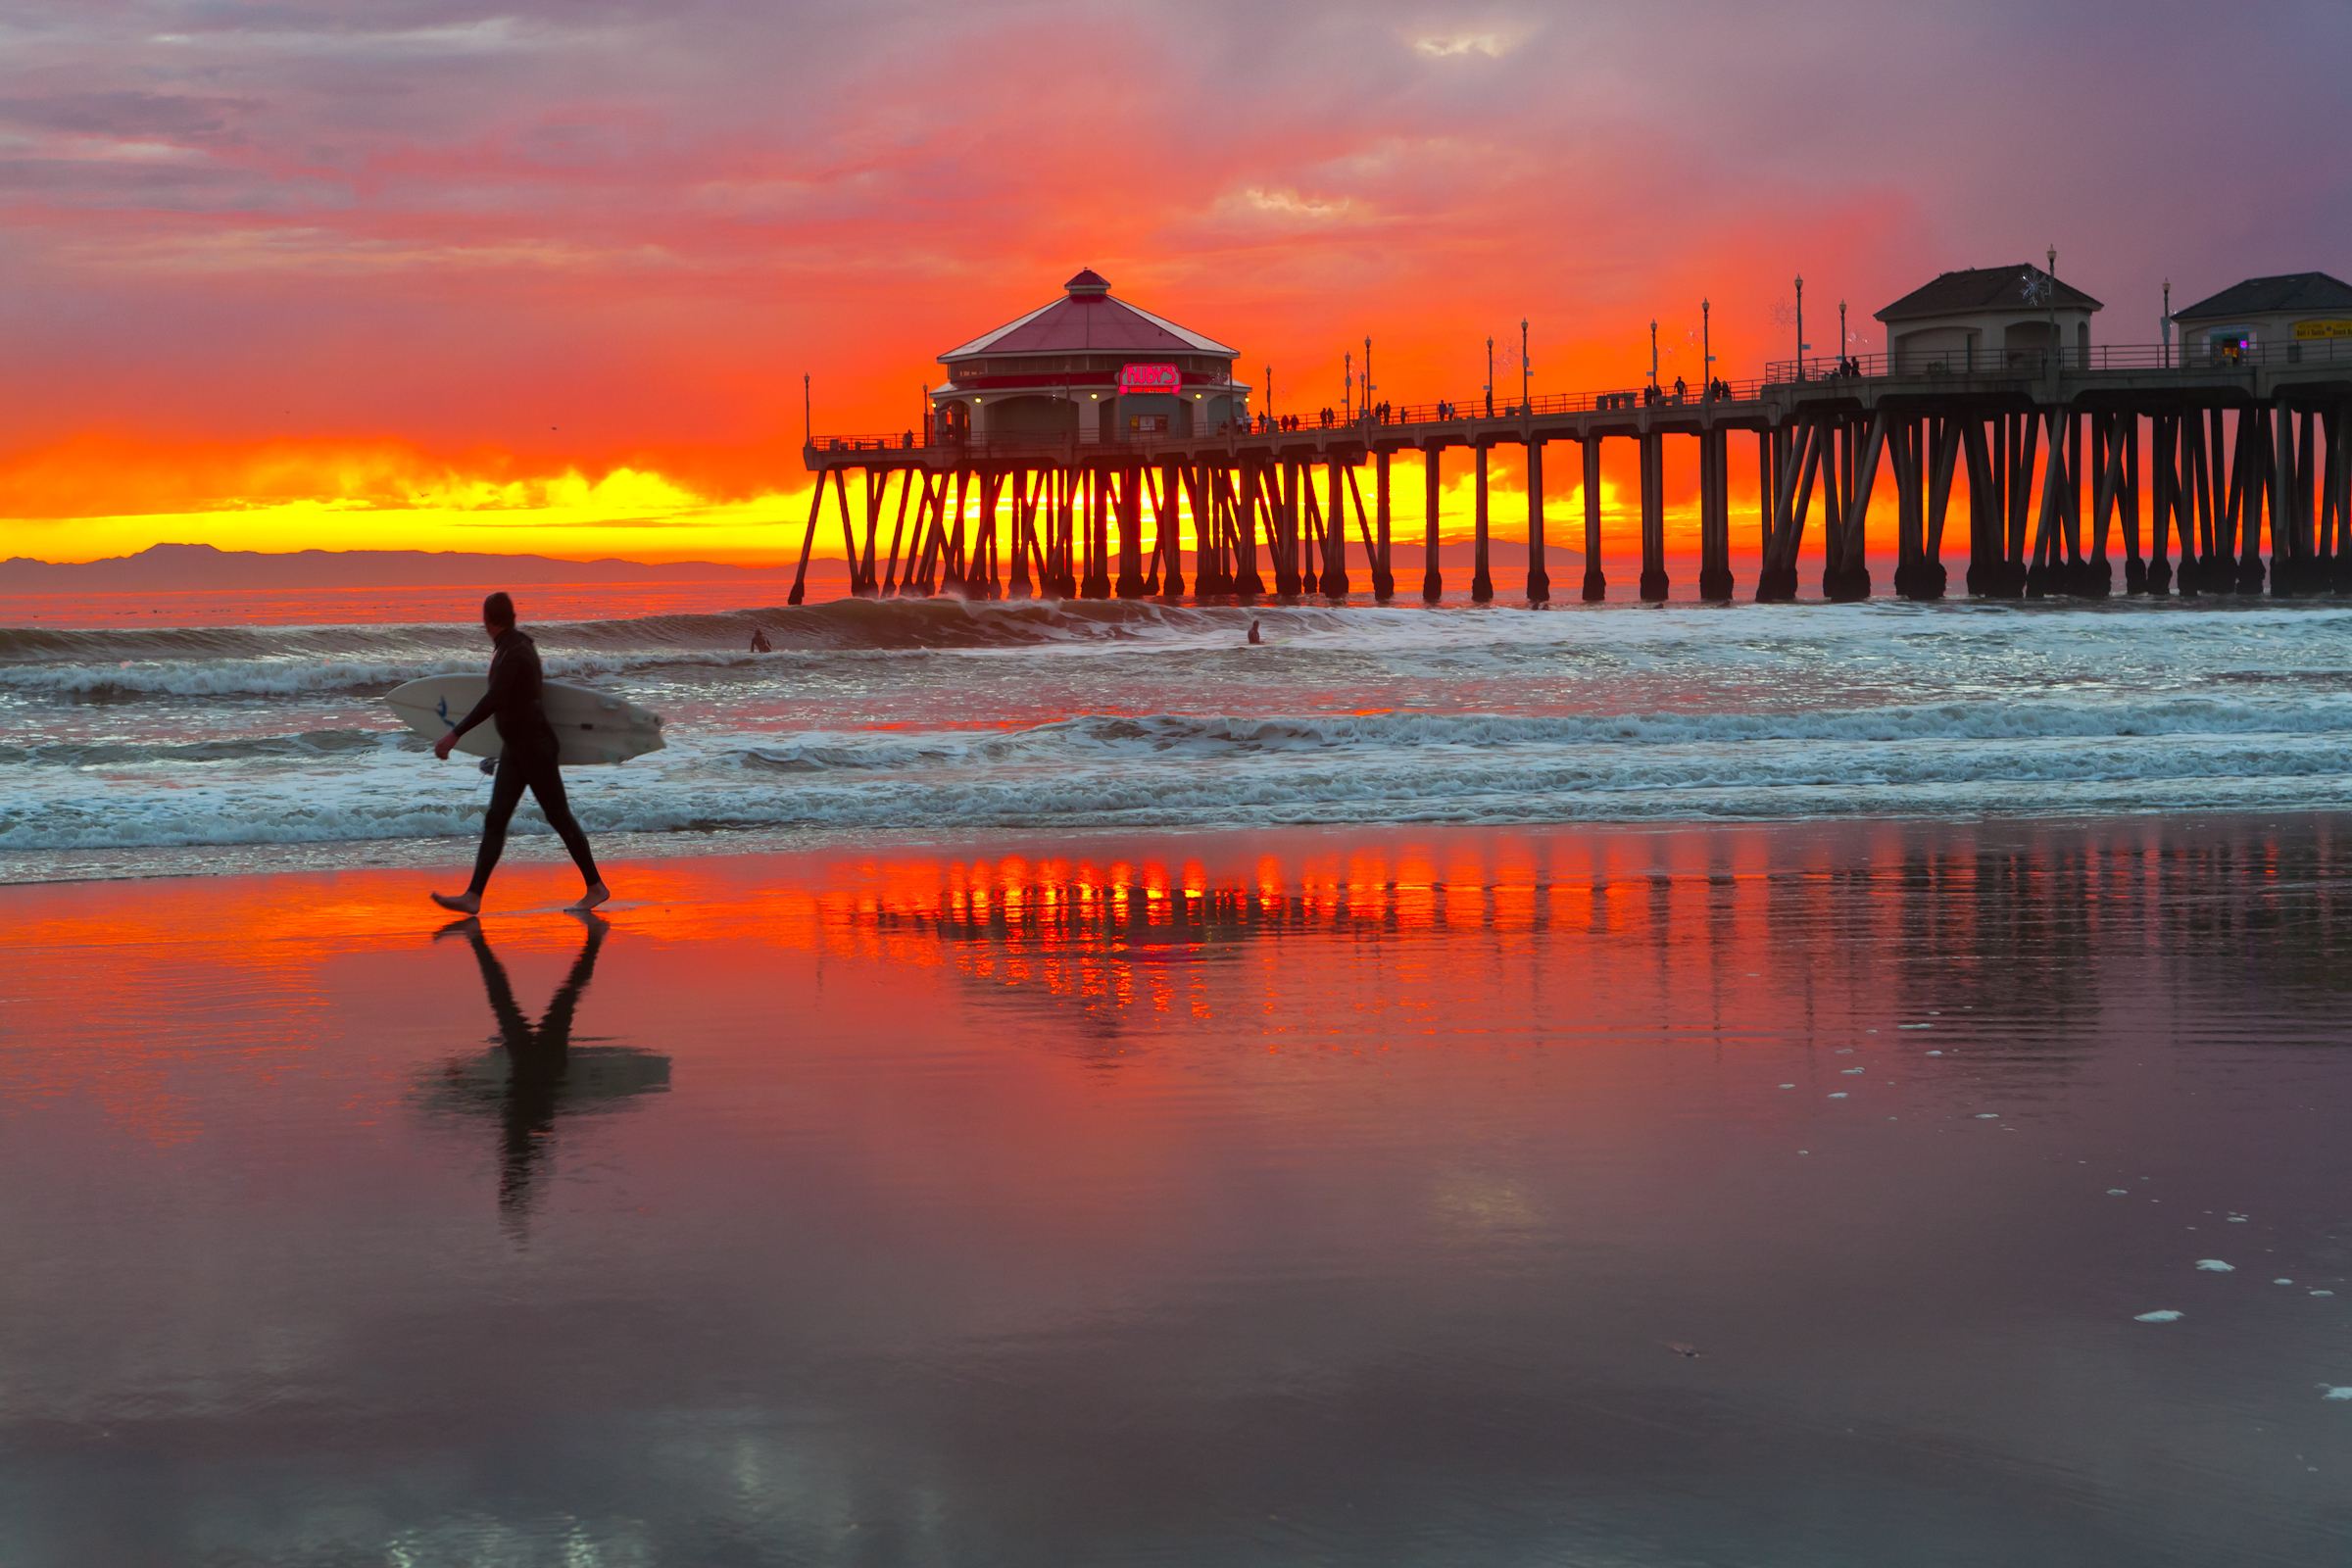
7, 1, 2349, 565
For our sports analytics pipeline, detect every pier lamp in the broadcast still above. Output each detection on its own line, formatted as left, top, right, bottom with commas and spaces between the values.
1838, 300, 1846, 368
2046, 245, 2058, 363
1702, 299, 1713, 397
1520, 318, 1530, 414
1649, 319, 1658, 389
1795, 275, 1808, 378
2163, 278, 2173, 368
1485, 336, 1494, 417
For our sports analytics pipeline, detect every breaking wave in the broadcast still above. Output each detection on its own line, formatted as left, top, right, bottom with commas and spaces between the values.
7, 698, 2352, 855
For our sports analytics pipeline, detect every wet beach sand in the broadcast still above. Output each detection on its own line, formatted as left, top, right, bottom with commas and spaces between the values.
3, 813, 2350, 1565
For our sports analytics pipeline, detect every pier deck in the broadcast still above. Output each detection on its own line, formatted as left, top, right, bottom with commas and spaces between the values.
794, 342, 2352, 607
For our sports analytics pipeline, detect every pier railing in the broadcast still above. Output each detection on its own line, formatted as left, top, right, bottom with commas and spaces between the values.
1765, 336, 2352, 382
810, 380, 1780, 455
810, 339, 2352, 456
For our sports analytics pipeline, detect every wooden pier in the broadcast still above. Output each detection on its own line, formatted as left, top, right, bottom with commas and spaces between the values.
793, 343, 2352, 607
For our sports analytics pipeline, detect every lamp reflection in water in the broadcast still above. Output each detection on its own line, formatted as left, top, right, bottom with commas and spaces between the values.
419, 913, 671, 1232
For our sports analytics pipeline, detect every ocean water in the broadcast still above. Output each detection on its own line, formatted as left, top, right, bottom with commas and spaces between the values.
6, 590, 2352, 883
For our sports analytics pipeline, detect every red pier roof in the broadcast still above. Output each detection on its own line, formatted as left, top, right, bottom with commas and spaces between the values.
941, 270, 1237, 361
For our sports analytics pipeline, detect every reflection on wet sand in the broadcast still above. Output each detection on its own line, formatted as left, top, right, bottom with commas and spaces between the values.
809, 819, 2352, 1053
4, 817, 2350, 1566
417, 913, 670, 1229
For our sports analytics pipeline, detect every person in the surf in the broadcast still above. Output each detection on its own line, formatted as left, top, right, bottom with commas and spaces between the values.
429, 591, 610, 914
1248, 619, 1263, 645
749, 625, 773, 653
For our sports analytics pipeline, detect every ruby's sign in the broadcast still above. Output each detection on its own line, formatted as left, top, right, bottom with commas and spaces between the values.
1117, 363, 1181, 395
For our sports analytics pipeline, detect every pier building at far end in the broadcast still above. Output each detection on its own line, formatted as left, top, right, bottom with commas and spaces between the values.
2171, 272, 2352, 366
931, 270, 1250, 444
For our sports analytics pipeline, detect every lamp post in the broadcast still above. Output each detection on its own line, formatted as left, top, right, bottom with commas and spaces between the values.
1265, 364, 1273, 427
1838, 299, 1847, 371
1345, 351, 1352, 421
1649, 319, 1658, 390
2162, 278, 2172, 369
2046, 245, 2059, 365
1702, 298, 1712, 397
1795, 275, 1805, 379
1520, 318, 1530, 415
1364, 335, 1373, 423
803, 372, 811, 447
1485, 336, 1494, 417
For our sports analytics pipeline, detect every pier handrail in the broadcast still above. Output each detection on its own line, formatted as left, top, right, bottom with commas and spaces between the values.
812, 338, 2352, 454
1765, 336, 2352, 382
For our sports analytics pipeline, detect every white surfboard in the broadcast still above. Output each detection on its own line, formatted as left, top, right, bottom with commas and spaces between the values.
386, 674, 665, 766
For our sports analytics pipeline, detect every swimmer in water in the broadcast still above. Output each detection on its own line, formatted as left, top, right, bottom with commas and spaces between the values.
749, 625, 773, 653
1247, 619, 1262, 645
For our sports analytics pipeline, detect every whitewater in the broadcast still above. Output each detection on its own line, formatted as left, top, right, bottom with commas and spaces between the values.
6, 593, 2352, 882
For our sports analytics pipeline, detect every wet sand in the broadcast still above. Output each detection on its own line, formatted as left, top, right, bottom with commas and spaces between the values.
4, 815, 2350, 1565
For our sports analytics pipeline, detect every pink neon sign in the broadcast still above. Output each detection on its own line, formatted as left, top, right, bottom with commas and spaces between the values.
1117, 363, 1181, 395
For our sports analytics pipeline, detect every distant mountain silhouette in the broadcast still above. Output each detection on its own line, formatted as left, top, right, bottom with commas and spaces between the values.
1, 542, 845, 592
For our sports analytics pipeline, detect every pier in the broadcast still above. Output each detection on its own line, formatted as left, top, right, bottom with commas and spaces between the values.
794, 270, 2352, 607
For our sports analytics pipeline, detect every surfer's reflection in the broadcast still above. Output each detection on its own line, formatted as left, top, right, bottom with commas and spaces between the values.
423, 914, 670, 1232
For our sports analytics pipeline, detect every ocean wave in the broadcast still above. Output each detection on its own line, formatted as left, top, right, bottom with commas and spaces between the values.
15, 598, 2352, 703
719, 697, 2352, 772
7, 705, 2352, 853
0, 729, 409, 767
0, 597, 1278, 667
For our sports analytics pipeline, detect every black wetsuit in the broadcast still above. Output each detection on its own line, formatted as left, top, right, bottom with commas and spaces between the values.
449, 626, 601, 896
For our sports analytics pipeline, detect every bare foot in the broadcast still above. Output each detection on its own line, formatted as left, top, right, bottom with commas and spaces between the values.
430, 890, 481, 914
567, 883, 610, 912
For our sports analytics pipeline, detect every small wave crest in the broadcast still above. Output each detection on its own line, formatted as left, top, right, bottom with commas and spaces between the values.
0, 597, 1293, 698
716, 697, 2352, 773
0, 729, 407, 768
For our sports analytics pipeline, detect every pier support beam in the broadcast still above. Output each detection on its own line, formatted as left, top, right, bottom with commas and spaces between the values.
1422, 446, 1443, 603
1759, 419, 1816, 602
1581, 437, 1606, 601
1115, 464, 1147, 598
1526, 438, 1550, 603
1826, 412, 1883, 602
1638, 430, 1668, 602
1082, 466, 1110, 598
2148, 416, 2177, 597
1320, 456, 1349, 596
2324, 404, 2342, 594
1236, 464, 1265, 596
1158, 461, 1186, 597
1472, 445, 1494, 603
1697, 426, 1733, 601
1373, 453, 1395, 601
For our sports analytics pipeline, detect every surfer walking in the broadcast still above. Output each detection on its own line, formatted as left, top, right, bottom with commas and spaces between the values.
430, 592, 610, 914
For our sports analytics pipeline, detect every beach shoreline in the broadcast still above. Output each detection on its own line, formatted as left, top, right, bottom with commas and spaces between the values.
5, 802, 2348, 891
10, 806, 2348, 906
